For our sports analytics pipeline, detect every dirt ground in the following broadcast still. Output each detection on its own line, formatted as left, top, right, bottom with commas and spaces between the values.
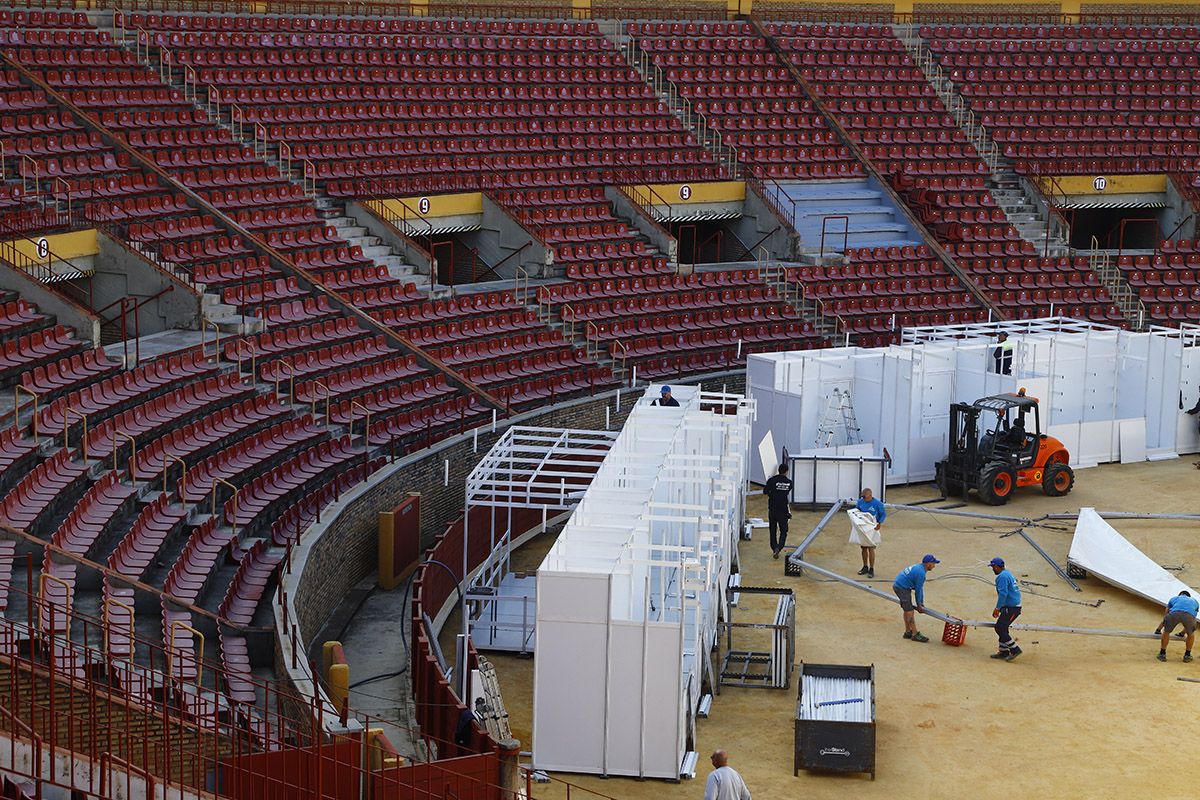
478, 457, 1200, 800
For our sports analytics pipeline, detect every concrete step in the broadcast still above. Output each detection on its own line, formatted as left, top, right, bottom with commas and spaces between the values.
209, 314, 265, 335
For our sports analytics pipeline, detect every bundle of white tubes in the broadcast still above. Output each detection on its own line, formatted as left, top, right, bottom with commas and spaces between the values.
799, 675, 872, 723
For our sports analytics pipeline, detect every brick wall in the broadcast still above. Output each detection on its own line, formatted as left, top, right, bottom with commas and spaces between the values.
275, 373, 745, 711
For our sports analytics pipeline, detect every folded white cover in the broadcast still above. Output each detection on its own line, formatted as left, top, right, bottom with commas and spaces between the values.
1068, 507, 1195, 607
847, 509, 881, 547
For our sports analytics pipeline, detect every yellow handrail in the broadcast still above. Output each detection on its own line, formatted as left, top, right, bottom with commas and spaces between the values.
61, 405, 86, 458
310, 380, 331, 426
211, 476, 239, 534
37, 571, 73, 633
233, 338, 257, 379
167, 620, 205, 686
274, 359, 296, 403
102, 596, 135, 663
163, 452, 187, 498
349, 400, 371, 445
112, 430, 136, 476
15, 385, 40, 439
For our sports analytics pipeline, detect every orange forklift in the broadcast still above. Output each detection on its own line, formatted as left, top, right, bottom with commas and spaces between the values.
934, 389, 1074, 505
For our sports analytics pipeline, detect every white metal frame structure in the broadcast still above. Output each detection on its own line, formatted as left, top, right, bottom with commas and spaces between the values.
463, 426, 618, 652
532, 385, 754, 780
748, 317, 1200, 485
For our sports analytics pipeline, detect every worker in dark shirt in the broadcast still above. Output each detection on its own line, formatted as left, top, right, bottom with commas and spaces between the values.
653, 385, 680, 407
764, 463, 793, 559
993, 332, 1013, 375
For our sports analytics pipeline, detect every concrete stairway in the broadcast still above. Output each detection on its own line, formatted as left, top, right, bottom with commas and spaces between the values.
776, 179, 921, 256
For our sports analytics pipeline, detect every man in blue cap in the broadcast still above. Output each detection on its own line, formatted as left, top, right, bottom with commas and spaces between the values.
1155, 590, 1198, 662
989, 557, 1023, 661
653, 386, 680, 407
892, 555, 939, 642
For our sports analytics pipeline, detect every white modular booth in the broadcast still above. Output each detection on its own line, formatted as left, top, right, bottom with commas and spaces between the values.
532, 385, 753, 779
747, 319, 1200, 486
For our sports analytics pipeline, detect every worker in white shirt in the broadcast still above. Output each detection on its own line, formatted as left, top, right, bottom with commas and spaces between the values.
704, 750, 751, 800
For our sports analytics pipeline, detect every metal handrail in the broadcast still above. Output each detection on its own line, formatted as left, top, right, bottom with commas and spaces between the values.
167, 620, 205, 686
61, 405, 86, 458
233, 338, 257, 378
102, 596, 135, 663
819, 216, 850, 261
14, 384, 39, 438
210, 476, 239, 533
349, 400, 371, 445
310, 379, 330, 425
274, 358, 297, 403
515, 265, 531, 306
112, 430, 137, 476
163, 452, 187, 498
37, 571, 73, 633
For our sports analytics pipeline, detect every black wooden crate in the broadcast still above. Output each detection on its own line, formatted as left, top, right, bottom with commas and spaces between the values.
794, 662, 876, 780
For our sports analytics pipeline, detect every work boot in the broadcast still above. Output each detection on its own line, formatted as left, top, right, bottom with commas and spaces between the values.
772, 549, 780, 560
1005, 647, 1022, 662
990, 651, 1009, 659
868, 568, 874, 578
911, 632, 929, 643
1185, 652, 1194, 663
1158, 651, 1168, 662
857, 566, 870, 576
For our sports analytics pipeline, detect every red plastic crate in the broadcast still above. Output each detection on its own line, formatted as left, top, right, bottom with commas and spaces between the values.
942, 621, 967, 646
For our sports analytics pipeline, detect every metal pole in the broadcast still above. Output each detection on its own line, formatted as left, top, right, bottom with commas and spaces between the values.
883, 502, 1030, 523
794, 559, 1160, 640
1013, 527, 1080, 592
784, 500, 843, 568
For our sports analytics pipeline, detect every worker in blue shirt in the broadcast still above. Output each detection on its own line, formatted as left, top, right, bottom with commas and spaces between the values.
854, 487, 886, 578
892, 554, 939, 643
1155, 590, 1198, 662
989, 557, 1023, 661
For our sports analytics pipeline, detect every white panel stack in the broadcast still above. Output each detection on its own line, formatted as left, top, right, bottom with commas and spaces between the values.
748, 318, 1200, 485
533, 384, 753, 780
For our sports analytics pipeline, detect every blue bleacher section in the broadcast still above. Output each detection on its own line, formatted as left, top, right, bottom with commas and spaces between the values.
774, 178, 921, 254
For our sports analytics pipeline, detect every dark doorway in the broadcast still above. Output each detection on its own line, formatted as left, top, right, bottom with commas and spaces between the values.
1069, 207, 1165, 250
668, 220, 752, 264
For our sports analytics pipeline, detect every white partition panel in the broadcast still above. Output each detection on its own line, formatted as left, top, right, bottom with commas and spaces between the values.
533, 384, 753, 779
749, 318, 1195, 485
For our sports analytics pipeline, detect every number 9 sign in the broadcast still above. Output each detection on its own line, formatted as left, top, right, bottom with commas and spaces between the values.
418, 197, 431, 215
679, 184, 692, 201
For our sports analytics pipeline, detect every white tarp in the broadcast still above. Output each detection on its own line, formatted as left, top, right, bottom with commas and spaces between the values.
846, 509, 881, 547
1067, 507, 1195, 607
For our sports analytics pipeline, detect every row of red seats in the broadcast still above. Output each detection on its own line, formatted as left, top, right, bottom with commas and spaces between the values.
84, 373, 253, 459
921, 24, 1200, 40
294, 355, 423, 404
460, 349, 590, 387
0, 324, 83, 386
428, 332, 573, 368
224, 436, 362, 528
0, 449, 89, 532
327, 375, 454, 424
127, 11, 597, 36
178, 47, 617, 69
134, 395, 292, 481
181, 416, 326, 503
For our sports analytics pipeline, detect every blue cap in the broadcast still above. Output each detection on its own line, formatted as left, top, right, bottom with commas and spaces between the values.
990, 557, 1005, 568
660, 386, 671, 394
922, 554, 940, 564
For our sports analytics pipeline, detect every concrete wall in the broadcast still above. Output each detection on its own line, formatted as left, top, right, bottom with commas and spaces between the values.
604, 187, 679, 266
0, 259, 101, 345
347, 200, 435, 274
274, 372, 745, 721
1163, 179, 1198, 242
737, 184, 799, 261
479, 197, 550, 279
95, 232, 201, 336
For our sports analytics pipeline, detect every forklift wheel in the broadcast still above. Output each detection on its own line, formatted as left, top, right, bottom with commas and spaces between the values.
978, 462, 1016, 505
1042, 462, 1075, 497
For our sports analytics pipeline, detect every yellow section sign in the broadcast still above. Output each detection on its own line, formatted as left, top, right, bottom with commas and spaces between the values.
628, 181, 746, 206
0, 229, 98, 264
1050, 175, 1168, 196
390, 192, 483, 219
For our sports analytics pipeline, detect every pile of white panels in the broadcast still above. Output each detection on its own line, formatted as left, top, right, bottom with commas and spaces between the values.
533, 384, 753, 779
799, 675, 873, 723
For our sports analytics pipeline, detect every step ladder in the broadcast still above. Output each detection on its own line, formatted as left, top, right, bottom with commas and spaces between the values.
815, 388, 861, 448
475, 656, 513, 742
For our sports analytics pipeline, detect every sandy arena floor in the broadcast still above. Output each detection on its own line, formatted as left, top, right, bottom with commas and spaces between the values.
472, 458, 1200, 800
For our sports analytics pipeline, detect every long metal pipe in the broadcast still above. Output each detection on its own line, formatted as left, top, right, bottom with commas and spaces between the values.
1036, 512, 1200, 522
789, 500, 843, 561
794, 559, 1159, 640
884, 503, 1029, 524
1013, 528, 1081, 592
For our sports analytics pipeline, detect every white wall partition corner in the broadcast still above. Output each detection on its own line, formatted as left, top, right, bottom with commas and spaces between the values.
747, 318, 1200, 486
532, 384, 754, 780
